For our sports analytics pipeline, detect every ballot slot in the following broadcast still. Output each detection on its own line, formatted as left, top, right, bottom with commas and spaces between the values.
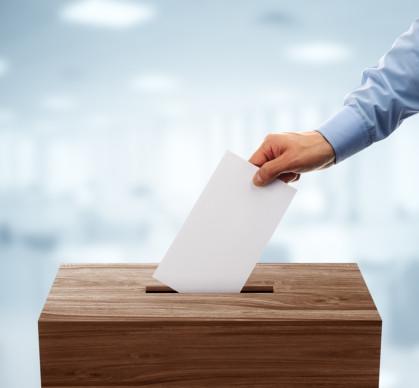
145, 285, 274, 293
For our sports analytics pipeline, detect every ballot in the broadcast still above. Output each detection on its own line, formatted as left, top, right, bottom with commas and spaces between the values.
153, 150, 297, 293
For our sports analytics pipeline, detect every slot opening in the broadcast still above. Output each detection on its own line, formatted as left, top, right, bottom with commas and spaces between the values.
145, 285, 274, 293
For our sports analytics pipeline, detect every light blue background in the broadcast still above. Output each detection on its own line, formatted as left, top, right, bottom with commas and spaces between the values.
1, 1, 419, 387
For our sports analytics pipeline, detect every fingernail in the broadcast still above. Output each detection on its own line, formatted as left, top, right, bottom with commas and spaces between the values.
253, 173, 264, 186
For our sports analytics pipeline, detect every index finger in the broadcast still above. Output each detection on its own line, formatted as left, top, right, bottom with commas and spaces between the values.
249, 145, 269, 167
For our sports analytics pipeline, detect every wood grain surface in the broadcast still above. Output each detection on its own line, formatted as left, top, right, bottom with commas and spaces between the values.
39, 263, 382, 387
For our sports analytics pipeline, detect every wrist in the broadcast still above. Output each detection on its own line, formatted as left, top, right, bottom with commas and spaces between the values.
312, 131, 336, 165
302, 131, 336, 169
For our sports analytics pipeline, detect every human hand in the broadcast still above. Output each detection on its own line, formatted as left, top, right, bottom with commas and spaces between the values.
249, 131, 336, 186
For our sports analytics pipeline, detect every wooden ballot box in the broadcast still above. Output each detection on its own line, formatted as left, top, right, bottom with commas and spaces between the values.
38, 263, 382, 387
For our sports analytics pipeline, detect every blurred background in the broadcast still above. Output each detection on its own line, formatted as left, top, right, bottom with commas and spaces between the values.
1, 0, 419, 386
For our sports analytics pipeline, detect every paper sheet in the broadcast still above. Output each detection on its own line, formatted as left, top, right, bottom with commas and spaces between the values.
153, 150, 297, 293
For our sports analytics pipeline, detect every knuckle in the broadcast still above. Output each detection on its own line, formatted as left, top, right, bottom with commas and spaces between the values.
264, 133, 275, 142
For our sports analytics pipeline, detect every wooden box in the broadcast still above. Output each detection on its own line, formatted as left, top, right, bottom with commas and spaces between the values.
38, 263, 381, 387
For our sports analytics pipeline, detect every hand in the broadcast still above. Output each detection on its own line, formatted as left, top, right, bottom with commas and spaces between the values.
249, 131, 336, 186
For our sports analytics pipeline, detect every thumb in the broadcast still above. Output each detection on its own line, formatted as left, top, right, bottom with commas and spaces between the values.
253, 157, 289, 186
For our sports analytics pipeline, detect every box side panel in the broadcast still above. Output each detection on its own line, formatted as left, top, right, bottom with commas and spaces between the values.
39, 321, 381, 387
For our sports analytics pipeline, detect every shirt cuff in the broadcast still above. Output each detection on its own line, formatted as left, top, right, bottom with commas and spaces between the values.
316, 105, 372, 163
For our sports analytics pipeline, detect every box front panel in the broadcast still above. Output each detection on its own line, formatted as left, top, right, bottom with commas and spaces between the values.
39, 321, 381, 387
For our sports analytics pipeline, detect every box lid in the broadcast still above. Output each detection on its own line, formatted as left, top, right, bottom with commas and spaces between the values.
39, 263, 380, 324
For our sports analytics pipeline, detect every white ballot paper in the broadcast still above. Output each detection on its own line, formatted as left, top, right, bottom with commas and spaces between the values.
153, 150, 297, 293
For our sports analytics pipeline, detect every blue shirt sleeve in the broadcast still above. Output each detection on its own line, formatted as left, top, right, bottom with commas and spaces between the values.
317, 18, 419, 163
